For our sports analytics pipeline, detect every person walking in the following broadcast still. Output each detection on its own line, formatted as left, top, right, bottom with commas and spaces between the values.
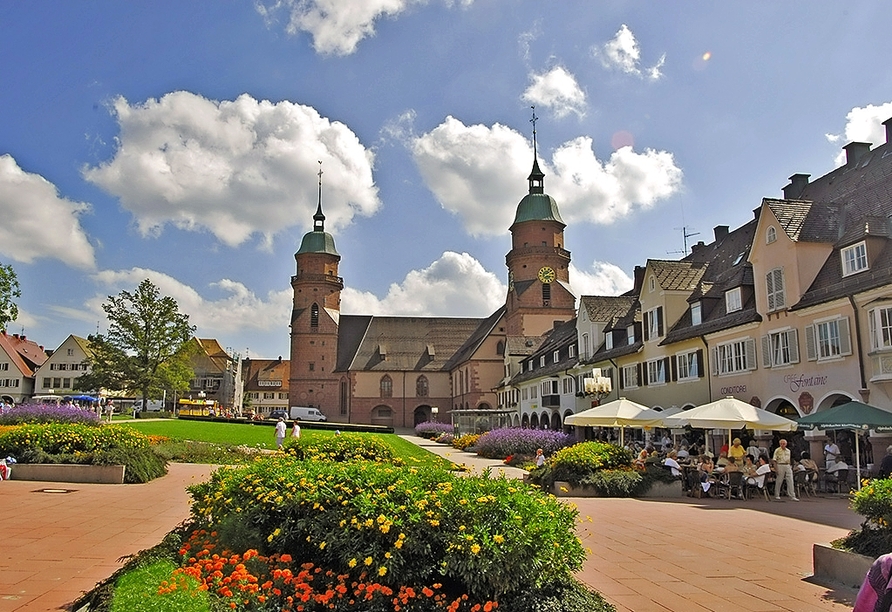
291, 419, 301, 439
275, 417, 287, 450
773, 438, 798, 501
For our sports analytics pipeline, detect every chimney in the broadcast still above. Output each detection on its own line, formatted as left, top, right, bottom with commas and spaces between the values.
633, 265, 646, 291
884, 117, 892, 144
783, 173, 810, 199
690, 241, 706, 254
713, 225, 729, 241
844, 142, 871, 167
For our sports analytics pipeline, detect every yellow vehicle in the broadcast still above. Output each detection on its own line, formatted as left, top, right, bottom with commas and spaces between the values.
177, 398, 219, 416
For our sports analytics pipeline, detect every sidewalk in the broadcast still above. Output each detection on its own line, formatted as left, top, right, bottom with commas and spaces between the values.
0, 463, 215, 612
411, 436, 862, 612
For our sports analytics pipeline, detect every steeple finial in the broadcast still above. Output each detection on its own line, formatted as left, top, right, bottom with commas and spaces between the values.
527, 106, 544, 194
313, 160, 325, 231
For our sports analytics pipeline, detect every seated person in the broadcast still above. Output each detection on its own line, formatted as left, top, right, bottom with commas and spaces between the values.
797, 451, 820, 483
716, 451, 730, 468
878, 445, 892, 479
633, 448, 649, 469
722, 456, 740, 473
728, 438, 747, 463
698, 455, 715, 495
825, 458, 849, 488
746, 441, 761, 460
677, 445, 690, 460
746, 455, 772, 489
741, 454, 757, 477
663, 451, 682, 478
644, 450, 661, 466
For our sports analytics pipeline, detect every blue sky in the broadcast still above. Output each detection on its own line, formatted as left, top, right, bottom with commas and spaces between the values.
3, 2, 892, 360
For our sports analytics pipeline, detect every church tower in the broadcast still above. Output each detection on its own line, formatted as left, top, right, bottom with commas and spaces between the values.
504, 112, 575, 336
288, 164, 343, 416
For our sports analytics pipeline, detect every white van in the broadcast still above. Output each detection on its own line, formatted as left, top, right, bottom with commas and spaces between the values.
289, 406, 327, 422
134, 399, 165, 411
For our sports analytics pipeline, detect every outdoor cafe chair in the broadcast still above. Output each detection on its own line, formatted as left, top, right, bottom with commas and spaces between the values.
744, 476, 770, 501
721, 471, 745, 500
825, 468, 849, 494
793, 469, 816, 498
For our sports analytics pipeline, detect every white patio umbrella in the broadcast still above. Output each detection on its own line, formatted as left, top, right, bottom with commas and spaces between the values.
661, 396, 798, 455
565, 397, 664, 446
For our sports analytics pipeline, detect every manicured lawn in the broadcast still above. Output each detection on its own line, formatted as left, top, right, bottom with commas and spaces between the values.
122, 419, 456, 469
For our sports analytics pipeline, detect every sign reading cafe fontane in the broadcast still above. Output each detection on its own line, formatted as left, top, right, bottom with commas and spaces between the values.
784, 373, 829, 393
258, 380, 282, 387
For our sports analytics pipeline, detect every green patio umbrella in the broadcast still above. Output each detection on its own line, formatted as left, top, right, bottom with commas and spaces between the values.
797, 400, 892, 489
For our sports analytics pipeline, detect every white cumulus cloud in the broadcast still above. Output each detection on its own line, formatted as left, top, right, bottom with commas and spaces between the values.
89, 267, 292, 334
0, 155, 96, 269
256, 0, 472, 56
826, 101, 892, 166
411, 117, 683, 237
341, 251, 506, 316
84, 92, 380, 249
596, 24, 665, 81
570, 261, 633, 297
522, 66, 587, 119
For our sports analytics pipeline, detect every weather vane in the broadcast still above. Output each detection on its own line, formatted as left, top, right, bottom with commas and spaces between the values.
530, 106, 538, 158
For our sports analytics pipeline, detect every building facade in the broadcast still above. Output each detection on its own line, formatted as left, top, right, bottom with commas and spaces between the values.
242, 357, 290, 416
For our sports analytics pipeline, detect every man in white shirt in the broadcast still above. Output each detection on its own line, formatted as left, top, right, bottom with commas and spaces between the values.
773, 439, 799, 501
275, 417, 287, 449
824, 440, 840, 469
663, 451, 682, 478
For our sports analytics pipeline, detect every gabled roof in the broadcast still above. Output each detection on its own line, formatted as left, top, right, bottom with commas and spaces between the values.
193, 338, 235, 373
0, 332, 47, 375
335, 314, 491, 373
764, 199, 840, 243
579, 295, 637, 324
443, 306, 505, 370
510, 318, 578, 385
242, 358, 290, 391
647, 259, 708, 292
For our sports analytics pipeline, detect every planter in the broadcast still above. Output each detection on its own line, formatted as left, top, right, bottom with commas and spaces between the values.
10, 463, 126, 484
641, 479, 683, 498
812, 543, 874, 589
551, 479, 683, 498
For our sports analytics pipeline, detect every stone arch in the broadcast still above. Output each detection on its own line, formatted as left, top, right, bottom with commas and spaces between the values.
530, 413, 540, 429
512, 414, 520, 427
521, 413, 530, 428
550, 412, 562, 430
413, 404, 432, 426
477, 402, 492, 410
371, 405, 394, 427
816, 391, 856, 413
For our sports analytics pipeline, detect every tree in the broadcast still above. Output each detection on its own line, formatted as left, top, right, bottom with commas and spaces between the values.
0, 262, 21, 332
75, 279, 196, 404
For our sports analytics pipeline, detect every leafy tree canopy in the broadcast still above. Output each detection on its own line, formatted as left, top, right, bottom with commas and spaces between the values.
0, 262, 21, 332
75, 279, 196, 401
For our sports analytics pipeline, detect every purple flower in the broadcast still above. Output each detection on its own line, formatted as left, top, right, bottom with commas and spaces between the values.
0, 403, 101, 426
414, 422, 454, 439
474, 427, 572, 459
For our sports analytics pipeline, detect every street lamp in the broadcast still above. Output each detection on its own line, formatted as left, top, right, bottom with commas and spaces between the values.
583, 368, 612, 405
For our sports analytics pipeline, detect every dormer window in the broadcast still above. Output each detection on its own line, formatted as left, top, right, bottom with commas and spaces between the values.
766, 226, 777, 244
605, 331, 614, 350
691, 302, 702, 326
627, 325, 636, 345
841, 241, 868, 276
539, 356, 546, 367
725, 288, 742, 313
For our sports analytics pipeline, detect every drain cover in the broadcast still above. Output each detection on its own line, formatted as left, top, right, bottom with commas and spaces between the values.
34, 488, 76, 494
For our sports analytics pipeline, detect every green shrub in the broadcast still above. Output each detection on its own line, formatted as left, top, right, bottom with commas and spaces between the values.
94, 448, 168, 483
836, 478, 892, 557
500, 579, 616, 612
151, 439, 258, 464
282, 432, 397, 463
580, 469, 646, 497
549, 442, 633, 486
188, 456, 585, 601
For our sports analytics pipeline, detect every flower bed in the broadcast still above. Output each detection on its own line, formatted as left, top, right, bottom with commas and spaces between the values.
414, 421, 454, 439
474, 427, 571, 459
834, 477, 892, 557
0, 402, 100, 425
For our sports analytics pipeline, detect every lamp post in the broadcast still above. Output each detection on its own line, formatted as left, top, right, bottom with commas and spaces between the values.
583, 368, 612, 406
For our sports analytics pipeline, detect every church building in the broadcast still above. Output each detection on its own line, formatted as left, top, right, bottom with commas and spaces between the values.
288, 134, 576, 428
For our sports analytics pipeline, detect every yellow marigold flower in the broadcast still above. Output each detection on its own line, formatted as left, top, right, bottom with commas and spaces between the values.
493, 535, 504, 544
348, 558, 357, 568
470, 544, 481, 554
395, 539, 404, 549
364, 557, 373, 566
380, 524, 390, 534
385, 552, 392, 559
458, 525, 466, 531
319, 541, 326, 550
378, 566, 387, 576
429, 520, 439, 527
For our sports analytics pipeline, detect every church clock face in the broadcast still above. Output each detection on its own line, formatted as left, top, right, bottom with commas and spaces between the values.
537, 266, 556, 284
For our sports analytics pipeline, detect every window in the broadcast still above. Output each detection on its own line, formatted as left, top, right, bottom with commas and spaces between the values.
380, 375, 393, 398
562, 376, 574, 394
806, 317, 852, 361
766, 268, 785, 311
310, 303, 319, 327
0, 363, 7, 371
646, 359, 666, 385
691, 302, 702, 326
522, 387, 528, 401
569, 345, 575, 358
644, 307, 664, 341
416, 375, 429, 397
62, 378, 71, 388
42, 378, 51, 388
582, 333, 590, 358
53, 377, 61, 388
279, 393, 288, 399
553, 350, 559, 363
761, 329, 799, 367
649, 276, 656, 292
531, 386, 537, 399
766, 226, 777, 244
542, 282, 551, 304
541, 380, 558, 395
676, 351, 702, 380
263, 392, 275, 399
620, 364, 639, 388
712, 339, 756, 375
627, 325, 636, 345
539, 356, 545, 367
869, 306, 892, 350
842, 241, 868, 276
309, 362, 315, 371
725, 288, 742, 313
340, 379, 348, 415
67, 348, 74, 356
58, 363, 68, 371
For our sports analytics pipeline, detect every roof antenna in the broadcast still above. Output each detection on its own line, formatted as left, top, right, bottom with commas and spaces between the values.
668, 202, 699, 256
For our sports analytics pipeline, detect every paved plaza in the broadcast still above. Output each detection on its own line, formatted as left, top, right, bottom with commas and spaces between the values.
0, 437, 866, 611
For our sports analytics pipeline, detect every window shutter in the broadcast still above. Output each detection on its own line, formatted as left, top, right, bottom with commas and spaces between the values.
761, 335, 771, 368
745, 338, 757, 370
664, 357, 671, 383
774, 269, 785, 309
643, 311, 651, 341
657, 307, 664, 337
805, 325, 817, 361
619, 368, 625, 390
839, 317, 852, 356
696, 349, 705, 378
766, 272, 775, 311
670, 355, 678, 382
788, 329, 800, 364
637, 363, 643, 386
711, 346, 719, 376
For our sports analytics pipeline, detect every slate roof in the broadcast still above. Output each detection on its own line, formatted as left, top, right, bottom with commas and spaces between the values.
510, 318, 579, 385
335, 314, 492, 373
764, 199, 841, 243
648, 259, 708, 292
579, 295, 637, 325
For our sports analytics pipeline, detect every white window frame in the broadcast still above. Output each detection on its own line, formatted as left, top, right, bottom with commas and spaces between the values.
569, 345, 576, 358
627, 325, 636, 345
541, 379, 558, 395
761, 328, 800, 368
712, 338, 757, 375
766, 268, 785, 312
539, 356, 546, 368
676, 351, 699, 381
644, 306, 663, 341
621, 364, 639, 389
766, 226, 777, 244
553, 350, 559, 364
725, 287, 742, 313
869, 306, 892, 351
582, 333, 590, 358
691, 302, 702, 326
646, 359, 666, 385
605, 331, 613, 351
806, 317, 852, 361
841, 241, 868, 276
